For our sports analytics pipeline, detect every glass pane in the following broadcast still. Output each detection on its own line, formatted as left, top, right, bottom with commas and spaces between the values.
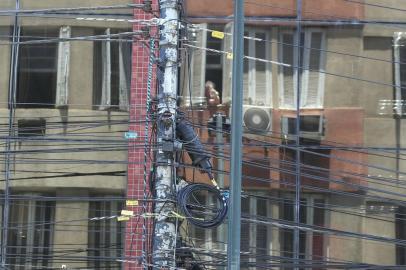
281, 33, 295, 108
255, 32, 268, 106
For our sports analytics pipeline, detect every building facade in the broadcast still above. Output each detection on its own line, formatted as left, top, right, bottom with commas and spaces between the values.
0, 0, 133, 268
1, 0, 406, 269
179, 0, 406, 267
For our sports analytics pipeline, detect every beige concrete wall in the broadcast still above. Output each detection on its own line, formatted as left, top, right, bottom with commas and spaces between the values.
0, 0, 132, 28
365, 0, 406, 21
324, 27, 364, 108
0, 108, 128, 191
52, 190, 89, 269
0, 27, 11, 109
327, 195, 364, 263
359, 36, 393, 116
361, 212, 397, 265
0, 1, 14, 25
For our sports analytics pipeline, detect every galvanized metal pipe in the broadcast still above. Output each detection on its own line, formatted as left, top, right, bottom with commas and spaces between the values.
294, 0, 303, 269
227, 0, 244, 269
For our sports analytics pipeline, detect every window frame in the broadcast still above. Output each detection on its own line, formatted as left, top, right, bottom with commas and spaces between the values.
96, 28, 132, 111
394, 32, 406, 116
279, 193, 328, 265
88, 199, 124, 269
222, 25, 273, 106
16, 26, 71, 108
278, 28, 326, 109
245, 28, 273, 106
6, 196, 55, 268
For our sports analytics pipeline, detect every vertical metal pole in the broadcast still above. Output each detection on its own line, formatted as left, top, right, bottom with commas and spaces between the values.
215, 113, 225, 268
294, 0, 303, 269
2, 0, 20, 266
227, 0, 244, 269
216, 113, 225, 190
152, 0, 179, 268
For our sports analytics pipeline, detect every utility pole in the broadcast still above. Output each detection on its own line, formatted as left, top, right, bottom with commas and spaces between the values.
215, 113, 226, 269
2, 0, 20, 266
152, 0, 180, 268
294, 0, 303, 269
228, 0, 244, 269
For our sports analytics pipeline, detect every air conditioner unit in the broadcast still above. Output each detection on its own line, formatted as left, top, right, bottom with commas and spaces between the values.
242, 105, 272, 134
281, 115, 324, 140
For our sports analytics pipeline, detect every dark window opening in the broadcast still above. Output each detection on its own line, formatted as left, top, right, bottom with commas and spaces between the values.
93, 29, 132, 110
18, 118, 46, 137
399, 42, 406, 114
279, 147, 330, 189
88, 200, 124, 269
280, 198, 325, 270
7, 200, 55, 269
205, 24, 223, 102
17, 28, 58, 108
397, 206, 406, 265
280, 198, 307, 270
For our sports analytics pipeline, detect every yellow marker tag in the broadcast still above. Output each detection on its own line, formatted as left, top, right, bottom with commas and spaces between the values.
126, 200, 139, 206
211, 178, 218, 187
121, 210, 134, 216
211, 31, 225, 40
117, 216, 130, 222
227, 53, 233, 60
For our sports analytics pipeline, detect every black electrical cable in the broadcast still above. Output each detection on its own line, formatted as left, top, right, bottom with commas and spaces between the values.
177, 183, 227, 228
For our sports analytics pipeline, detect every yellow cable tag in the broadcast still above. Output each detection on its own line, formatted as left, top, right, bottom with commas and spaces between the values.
121, 210, 134, 216
211, 31, 225, 40
126, 200, 139, 206
170, 211, 185, 220
226, 53, 233, 60
117, 216, 130, 222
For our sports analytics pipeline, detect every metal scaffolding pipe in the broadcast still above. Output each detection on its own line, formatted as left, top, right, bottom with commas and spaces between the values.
227, 0, 244, 269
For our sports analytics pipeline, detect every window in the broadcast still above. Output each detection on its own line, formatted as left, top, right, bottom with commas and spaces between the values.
279, 29, 326, 109
394, 32, 406, 115
241, 195, 270, 266
189, 192, 272, 266
93, 29, 132, 110
243, 30, 272, 106
180, 23, 209, 106
279, 147, 330, 189
88, 200, 124, 269
205, 25, 223, 102
17, 26, 71, 108
395, 206, 406, 264
280, 196, 326, 270
18, 118, 46, 137
222, 25, 272, 106
7, 200, 55, 269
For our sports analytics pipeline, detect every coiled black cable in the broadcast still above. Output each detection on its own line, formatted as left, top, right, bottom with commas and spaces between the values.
177, 183, 228, 228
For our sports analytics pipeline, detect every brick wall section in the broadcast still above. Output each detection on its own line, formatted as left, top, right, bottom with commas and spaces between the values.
125, 1, 158, 269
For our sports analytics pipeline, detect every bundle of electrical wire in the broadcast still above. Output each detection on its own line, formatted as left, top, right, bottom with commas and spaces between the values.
177, 183, 227, 228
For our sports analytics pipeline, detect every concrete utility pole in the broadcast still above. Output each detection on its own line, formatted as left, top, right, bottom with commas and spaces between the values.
152, 0, 180, 268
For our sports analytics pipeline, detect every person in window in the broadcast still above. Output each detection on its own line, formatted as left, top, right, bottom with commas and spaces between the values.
205, 81, 220, 106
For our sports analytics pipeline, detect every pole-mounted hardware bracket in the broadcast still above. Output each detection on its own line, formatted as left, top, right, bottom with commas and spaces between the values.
141, 26, 150, 39
161, 139, 182, 152
143, 0, 153, 12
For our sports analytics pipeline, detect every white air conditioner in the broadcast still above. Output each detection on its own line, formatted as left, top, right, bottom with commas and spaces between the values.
281, 115, 324, 140
242, 105, 272, 134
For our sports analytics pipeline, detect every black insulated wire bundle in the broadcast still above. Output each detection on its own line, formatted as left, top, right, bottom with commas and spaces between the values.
176, 111, 213, 178
177, 183, 228, 228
